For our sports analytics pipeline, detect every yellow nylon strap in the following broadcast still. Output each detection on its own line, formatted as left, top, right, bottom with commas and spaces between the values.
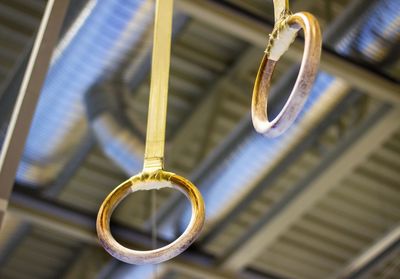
143, 0, 174, 171
273, 0, 289, 21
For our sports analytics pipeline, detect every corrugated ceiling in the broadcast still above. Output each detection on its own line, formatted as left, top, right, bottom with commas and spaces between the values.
0, 0, 398, 279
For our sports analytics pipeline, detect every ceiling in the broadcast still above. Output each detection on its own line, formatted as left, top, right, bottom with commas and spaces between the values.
0, 0, 399, 279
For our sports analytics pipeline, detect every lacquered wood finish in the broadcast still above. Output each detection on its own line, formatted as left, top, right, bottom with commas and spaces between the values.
252, 9, 322, 137
97, 170, 205, 265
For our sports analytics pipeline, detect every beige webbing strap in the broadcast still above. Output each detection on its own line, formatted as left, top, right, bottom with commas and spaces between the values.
143, 0, 174, 172
273, 0, 289, 21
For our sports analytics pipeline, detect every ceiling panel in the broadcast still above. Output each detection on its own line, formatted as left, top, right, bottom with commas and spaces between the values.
249, 127, 400, 279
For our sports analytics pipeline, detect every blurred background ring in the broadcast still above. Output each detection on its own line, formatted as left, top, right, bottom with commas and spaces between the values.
252, 12, 322, 137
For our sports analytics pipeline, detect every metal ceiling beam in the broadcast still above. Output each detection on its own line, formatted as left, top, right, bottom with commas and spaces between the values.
0, 0, 69, 228
61, 247, 110, 279
100, 260, 245, 279
161, 74, 353, 244
166, 261, 267, 279
166, 46, 258, 167
200, 80, 352, 245
323, 0, 377, 45
219, 106, 400, 271
176, 0, 400, 105
8, 186, 273, 279
10, 188, 98, 244
0, 51, 31, 150
333, 224, 400, 279
153, 47, 260, 228
98, 259, 282, 279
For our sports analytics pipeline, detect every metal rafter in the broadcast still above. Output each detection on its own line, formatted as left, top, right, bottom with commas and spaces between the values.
0, 1, 398, 278
333, 224, 400, 278
8, 187, 273, 279
61, 247, 110, 279
219, 106, 400, 271
176, 0, 400, 105
167, 46, 258, 167
98, 260, 245, 279
200, 80, 352, 244
152, 47, 261, 229
0, 0, 69, 228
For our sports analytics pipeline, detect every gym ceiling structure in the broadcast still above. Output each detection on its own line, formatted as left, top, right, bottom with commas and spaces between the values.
0, 0, 399, 278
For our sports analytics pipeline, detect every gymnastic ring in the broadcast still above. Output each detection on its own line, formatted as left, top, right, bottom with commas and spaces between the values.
252, 12, 321, 137
96, 170, 205, 265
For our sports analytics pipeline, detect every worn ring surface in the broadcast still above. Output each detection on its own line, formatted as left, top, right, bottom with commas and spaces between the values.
96, 170, 205, 265
252, 12, 321, 137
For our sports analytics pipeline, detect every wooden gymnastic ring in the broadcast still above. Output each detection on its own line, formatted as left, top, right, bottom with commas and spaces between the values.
252, 12, 322, 137
96, 170, 205, 265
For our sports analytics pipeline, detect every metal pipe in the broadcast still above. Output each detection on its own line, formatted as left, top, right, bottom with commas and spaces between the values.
16, 0, 155, 186
85, 83, 143, 176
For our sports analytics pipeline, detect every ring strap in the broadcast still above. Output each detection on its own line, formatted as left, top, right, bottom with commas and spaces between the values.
144, 0, 174, 171
273, 0, 289, 21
